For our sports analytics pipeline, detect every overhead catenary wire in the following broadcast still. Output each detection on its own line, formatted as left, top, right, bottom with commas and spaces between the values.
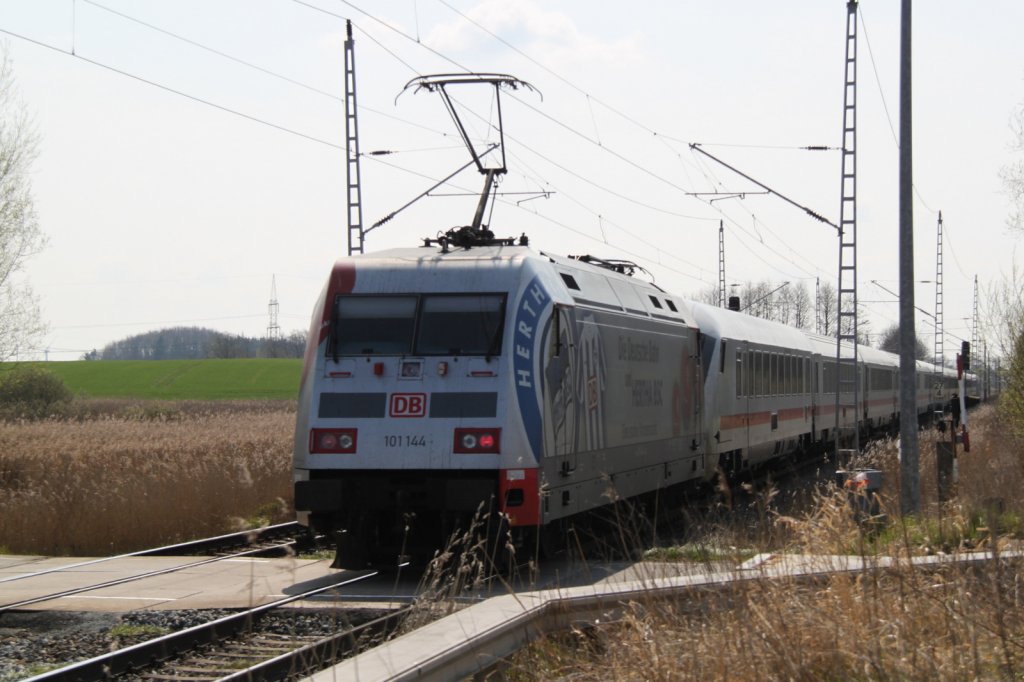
10, 1, 968, 359
301, 0, 841, 286
82, 0, 343, 101
16, 1, 880, 306
323, 0, 707, 199
79, 0, 458, 141
858, 4, 938, 217
0, 26, 346, 150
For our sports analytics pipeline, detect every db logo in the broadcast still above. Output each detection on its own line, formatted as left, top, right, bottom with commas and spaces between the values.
389, 393, 427, 418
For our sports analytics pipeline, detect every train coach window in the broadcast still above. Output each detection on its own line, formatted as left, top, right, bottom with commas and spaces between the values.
333, 296, 417, 355
754, 351, 764, 397
746, 352, 753, 396
416, 294, 506, 356
735, 353, 743, 398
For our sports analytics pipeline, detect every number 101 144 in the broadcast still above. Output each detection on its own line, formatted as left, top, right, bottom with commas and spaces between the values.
383, 435, 427, 447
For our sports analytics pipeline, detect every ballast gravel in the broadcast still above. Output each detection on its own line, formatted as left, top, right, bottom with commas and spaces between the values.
0, 608, 380, 681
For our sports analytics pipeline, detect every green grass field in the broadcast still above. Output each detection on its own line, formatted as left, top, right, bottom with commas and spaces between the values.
6, 359, 302, 400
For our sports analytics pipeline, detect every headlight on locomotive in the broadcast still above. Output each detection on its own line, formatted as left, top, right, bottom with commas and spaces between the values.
310, 428, 358, 454
453, 428, 500, 454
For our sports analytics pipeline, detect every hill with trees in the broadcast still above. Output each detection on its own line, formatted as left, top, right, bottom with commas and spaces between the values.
82, 326, 306, 360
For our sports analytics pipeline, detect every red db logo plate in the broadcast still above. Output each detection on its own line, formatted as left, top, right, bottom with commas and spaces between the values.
389, 393, 427, 417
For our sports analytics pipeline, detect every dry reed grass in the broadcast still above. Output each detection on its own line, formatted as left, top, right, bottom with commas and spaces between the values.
0, 401, 294, 555
503, 404, 1024, 680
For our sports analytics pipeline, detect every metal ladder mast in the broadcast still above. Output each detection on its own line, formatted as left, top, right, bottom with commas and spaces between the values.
344, 20, 365, 256
718, 221, 726, 307
933, 212, 944, 397
815, 277, 822, 334
267, 274, 280, 340
971, 274, 979, 359
835, 0, 860, 456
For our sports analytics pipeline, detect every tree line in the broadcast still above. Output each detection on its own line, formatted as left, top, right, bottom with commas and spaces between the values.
693, 279, 935, 361
82, 326, 307, 361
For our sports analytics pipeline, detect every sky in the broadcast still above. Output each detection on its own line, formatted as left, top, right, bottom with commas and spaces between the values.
1, 0, 1022, 361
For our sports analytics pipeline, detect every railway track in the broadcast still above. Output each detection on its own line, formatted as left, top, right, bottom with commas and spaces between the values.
24, 571, 411, 682
0, 523, 322, 613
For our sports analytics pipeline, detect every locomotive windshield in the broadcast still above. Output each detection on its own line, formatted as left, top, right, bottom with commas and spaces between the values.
329, 293, 506, 357
333, 296, 417, 355
417, 295, 505, 355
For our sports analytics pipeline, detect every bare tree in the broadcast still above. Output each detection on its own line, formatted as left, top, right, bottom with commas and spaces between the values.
693, 283, 720, 307
878, 323, 929, 360
1001, 101, 1024, 234
983, 258, 1024, 437
741, 280, 772, 320
774, 284, 794, 326
791, 282, 813, 330
0, 47, 44, 360
817, 280, 838, 336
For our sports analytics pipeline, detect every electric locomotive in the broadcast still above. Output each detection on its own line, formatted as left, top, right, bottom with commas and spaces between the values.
293, 242, 706, 568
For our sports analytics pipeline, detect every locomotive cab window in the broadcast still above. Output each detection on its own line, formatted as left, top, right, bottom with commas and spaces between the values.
329, 293, 506, 357
332, 295, 416, 355
416, 294, 506, 356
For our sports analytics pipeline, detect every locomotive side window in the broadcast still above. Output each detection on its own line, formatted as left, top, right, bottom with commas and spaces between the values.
333, 296, 417, 355
416, 294, 506, 356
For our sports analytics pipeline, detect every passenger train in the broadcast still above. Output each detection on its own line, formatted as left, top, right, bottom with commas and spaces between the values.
293, 240, 974, 568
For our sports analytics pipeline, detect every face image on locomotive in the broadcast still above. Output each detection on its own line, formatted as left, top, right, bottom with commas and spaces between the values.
293, 242, 977, 570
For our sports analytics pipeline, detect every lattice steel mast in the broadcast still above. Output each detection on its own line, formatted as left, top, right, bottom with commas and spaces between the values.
718, 221, 726, 307
972, 274, 979, 360
267, 275, 280, 340
933, 212, 944, 397
835, 0, 860, 456
815, 277, 822, 334
344, 20, 365, 255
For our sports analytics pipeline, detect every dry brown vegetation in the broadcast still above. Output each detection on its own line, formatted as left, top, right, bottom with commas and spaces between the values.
503, 405, 1024, 680
0, 400, 294, 555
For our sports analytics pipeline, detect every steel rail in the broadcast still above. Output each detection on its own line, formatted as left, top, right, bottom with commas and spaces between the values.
23, 570, 381, 682
216, 606, 412, 682
0, 538, 300, 612
0, 522, 303, 585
